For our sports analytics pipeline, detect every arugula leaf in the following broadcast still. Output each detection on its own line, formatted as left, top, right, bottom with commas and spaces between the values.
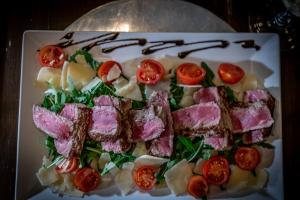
169, 76, 184, 111
45, 136, 59, 161
201, 62, 216, 88
178, 135, 195, 152
79, 140, 102, 168
101, 152, 136, 176
69, 50, 101, 71
224, 86, 237, 104
132, 101, 146, 109
156, 160, 178, 184
256, 141, 275, 149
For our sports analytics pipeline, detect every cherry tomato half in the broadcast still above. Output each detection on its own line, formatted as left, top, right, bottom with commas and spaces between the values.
176, 63, 206, 85
73, 167, 100, 192
187, 175, 208, 198
97, 60, 122, 83
136, 59, 165, 85
55, 157, 79, 174
234, 147, 261, 171
38, 45, 67, 68
133, 165, 157, 191
202, 156, 230, 185
218, 63, 245, 84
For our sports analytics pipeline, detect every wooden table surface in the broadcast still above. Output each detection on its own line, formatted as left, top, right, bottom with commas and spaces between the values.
1, 0, 299, 199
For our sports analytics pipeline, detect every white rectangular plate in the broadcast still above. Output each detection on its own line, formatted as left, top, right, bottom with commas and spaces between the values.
16, 31, 283, 200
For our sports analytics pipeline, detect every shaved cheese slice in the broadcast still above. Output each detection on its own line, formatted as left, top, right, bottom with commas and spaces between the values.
114, 77, 142, 101
134, 155, 168, 168
226, 165, 249, 193
213, 77, 223, 86
60, 61, 69, 90
255, 146, 275, 168
132, 142, 148, 157
251, 169, 268, 189
75, 55, 89, 66
114, 167, 135, 195
156, 55, 178, 75
193, 158, 206, 174
242, 74, 258, 91
36, 166, 60, 186
98, 152, 111, 169
81, 77, 102, 93
121, 58, 140, 78
113, 76, 129, 90
179, 96, 194, 107
107, 64, 121, 81
66, 61, 96, 90
226, 81, 243, 93
164, 159, 193, 195
37, 67, 62, 88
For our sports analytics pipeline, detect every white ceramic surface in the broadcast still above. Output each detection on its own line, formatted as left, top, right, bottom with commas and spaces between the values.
16, 31, 283, 200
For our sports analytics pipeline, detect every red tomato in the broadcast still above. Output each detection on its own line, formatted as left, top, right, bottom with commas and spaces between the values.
187, 175, 208, 198
234, 147, 261, 171
97, 60, 122, 83
136, 59, 165, 85
55, 157, 79, 174
202, 156, 230, 185
176, 63, 206, 85
73, 167, 100, 192
38, 45, 67, 68
218, 63, 245, 84
133, 165, 157, 191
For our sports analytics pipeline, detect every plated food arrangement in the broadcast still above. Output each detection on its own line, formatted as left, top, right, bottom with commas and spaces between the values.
31, 32, 278, 199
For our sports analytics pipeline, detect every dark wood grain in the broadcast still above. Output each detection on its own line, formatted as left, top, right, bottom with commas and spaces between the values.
1, 0, 299, 200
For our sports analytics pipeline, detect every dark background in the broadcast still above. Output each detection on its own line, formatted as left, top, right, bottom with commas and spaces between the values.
1, 0, 299, 199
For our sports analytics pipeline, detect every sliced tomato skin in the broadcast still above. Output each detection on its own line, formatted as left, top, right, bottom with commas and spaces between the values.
176, 63, 206, 85
187, 175, 208, 198
234, 147, 261, 171
38, 45, 67, 68
73, 167, 100, 192
218, 63, 245, 84
136, 59, 165, 85
133, 165, 157, 191
97, 60, 122, 83
202, 156, 230, 185
55, 157, 79, 174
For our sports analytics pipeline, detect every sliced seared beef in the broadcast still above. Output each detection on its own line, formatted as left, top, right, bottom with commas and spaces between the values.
101, 128, 132, 153
32, 105, 73, 139
173, 102, 224, 135
94, 95, 132, 114
56, 103, 91, 157
242, 129, 264, 144
193, 87, 220, 103
130, 105, 165, 141
230, 102, 274, 133
89, 106, 121, 141
243, 89, 275, 112
147, 91, 174, 157
204, 133, 231, 150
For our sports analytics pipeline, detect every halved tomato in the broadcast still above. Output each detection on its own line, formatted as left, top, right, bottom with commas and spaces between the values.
136, 59, 165, 85
187, 175, 208, 198
73, 167, 100, 192
202, 156, 230, 185
97, 60, 122, 83
38, 45, 67, 68
55, 157, 79, 174
133, 165, 157, 191
234, 147, 261, 171
218, 63, 245, 84
176, 63, 206, 85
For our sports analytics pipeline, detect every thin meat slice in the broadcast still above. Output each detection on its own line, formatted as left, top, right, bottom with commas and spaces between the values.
94, 95, 132, 114
230, 102, 274, 133
204, 133, 230, 150
193, 87, 220, 103
130, 105, 165, 142
242, 130, 264, 144
101, 130, 131, 153
172, 102, 221, 134
147, 91, 174, 157
89, 106, 121, 141
243, 89, 275, 113
32, 105, 73, 139
56, 103, 91, 157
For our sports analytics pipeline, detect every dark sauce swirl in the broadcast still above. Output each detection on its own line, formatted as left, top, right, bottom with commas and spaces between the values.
142, 40, 184, 55
234, 40, 260, 50
60, 32, 74, 40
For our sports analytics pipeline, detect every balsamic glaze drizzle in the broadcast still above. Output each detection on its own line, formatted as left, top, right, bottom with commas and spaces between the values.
234, 40, 260, 50
142, 40, 184, 55
82, 38, 147, 52
60, 32, 74, 40
56, 32, 119, 48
